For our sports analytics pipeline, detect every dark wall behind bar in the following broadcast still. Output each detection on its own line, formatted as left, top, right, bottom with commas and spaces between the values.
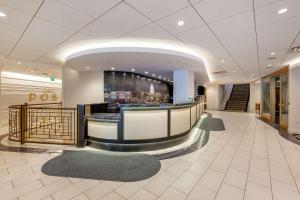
104, 71, 172, 104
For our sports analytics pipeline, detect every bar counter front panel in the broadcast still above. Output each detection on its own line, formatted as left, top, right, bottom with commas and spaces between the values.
78, 100, 205, 149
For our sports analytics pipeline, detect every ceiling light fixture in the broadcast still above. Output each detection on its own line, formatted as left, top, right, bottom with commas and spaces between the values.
86, 66, 90, 70
268, 64, 272, 67
177, 20, 184, 26
152, 74, 155, 77
163, 77, 166, 80
145, 71, 148, 74
278, 8, 288, 14
221, 60, 225, 63
17, 61, 21, 65
111, 67, 115, 70
232, 70, 236, 73
131, 68, 135, 72
270, 52, 276, 55
158, 76, 162, 79
0, 11, 6, 17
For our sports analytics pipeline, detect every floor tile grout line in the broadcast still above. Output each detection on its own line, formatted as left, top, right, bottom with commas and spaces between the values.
211, 120, 251, 200
184, 122, 243, 198
141, 129, 224, 199
264, 124, 274, 200
275, 130, 300, 194
242, 118, 256, 200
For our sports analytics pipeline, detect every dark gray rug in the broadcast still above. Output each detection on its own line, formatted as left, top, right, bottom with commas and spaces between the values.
198, 117, 225, 131
42, 150, 161, 182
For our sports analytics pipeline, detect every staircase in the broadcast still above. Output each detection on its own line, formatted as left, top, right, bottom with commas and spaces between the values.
225, 84, 250, 112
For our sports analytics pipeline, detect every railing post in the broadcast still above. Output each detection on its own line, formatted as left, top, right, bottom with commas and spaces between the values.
20, 104, 26, 144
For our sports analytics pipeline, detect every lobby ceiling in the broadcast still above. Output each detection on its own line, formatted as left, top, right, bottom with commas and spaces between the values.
0, 0, 300, 84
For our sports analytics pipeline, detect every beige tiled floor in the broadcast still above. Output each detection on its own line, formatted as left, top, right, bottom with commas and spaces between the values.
1, 111, 300, 200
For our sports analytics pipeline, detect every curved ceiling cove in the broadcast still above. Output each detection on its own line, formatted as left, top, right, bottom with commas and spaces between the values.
62, 39, 211, 81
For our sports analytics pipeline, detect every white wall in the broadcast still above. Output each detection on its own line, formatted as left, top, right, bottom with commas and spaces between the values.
289, 64, 300, 133
249, 81, 261, 113
0, 71, 62, 126
206, 84, 223, 110
63, 68, 104, 107
173, 70, 194, 104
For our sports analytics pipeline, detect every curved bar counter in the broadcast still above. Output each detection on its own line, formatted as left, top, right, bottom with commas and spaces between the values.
77, 100, 205, 151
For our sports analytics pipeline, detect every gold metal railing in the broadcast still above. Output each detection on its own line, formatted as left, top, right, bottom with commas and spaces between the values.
9, 102, 77, 145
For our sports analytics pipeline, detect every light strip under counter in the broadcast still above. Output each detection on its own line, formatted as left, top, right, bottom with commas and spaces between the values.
123, 109, 168, 140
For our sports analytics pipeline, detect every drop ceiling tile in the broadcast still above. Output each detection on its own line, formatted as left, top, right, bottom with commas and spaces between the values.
254, 0, 282, 8
100, 3, 151, 33
176, 25, 212, 43
255, 0, 300, 26
36, 0, 93, 31
210, 11, 255, 36
257, 15, 300, 38
81, 18, 124, 39
0, 0, 43, 15
125, 0, 189, 20
130, 23, 174, 40
0, 22, 23, 39
193, 0, 252, 23
0, 4, 33, 28
157, 6, 205, 35
57, 0, 121, 17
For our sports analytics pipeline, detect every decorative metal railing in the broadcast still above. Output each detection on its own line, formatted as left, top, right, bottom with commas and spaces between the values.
9, 102, 77, 145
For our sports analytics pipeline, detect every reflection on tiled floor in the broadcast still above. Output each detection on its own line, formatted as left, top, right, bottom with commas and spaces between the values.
1, 111, 300, 200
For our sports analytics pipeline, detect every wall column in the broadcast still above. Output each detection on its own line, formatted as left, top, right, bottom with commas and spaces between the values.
63, 68, 104, 107
173, 70, 194, 104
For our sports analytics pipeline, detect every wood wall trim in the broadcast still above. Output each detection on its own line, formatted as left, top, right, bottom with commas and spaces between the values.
262, 66, 289, 79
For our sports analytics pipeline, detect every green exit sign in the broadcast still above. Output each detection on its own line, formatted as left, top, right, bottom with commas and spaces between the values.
50, 75, 56, 81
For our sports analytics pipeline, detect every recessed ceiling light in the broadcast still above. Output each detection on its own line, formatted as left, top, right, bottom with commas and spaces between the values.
232, 70, 236, 73
0, 11, 7, 17
145, 71, 148, 74
158, 76, 162, 79
163, 77, 166, 80
278, 8, 288, 14
268, 64, 272, 67
221, 60, 225, 63
86, 66, 90, 70
270, 52, 276, 55
17, 61, 21, 65
177, 20, 184, 26
111, 67, 115, 70
131, 68, 135, 72
152, 74, 155, 77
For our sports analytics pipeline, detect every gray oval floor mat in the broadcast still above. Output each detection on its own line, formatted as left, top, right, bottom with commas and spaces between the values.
42, 150, 161, 182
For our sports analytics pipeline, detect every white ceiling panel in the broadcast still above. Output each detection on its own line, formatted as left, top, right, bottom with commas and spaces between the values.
0, 4, 33, 28
129, 23, 175, 40
125, 0, 189, 21
81, 18, 124, 39
99, 3, 151, 33
254, 0, 282, 8
36, 0, 93, 31
56, 0, 121, 17
176, 25, 212, 43
193, 0, 252, 23
255, 0, 300, 26
257, 15, 300, 38
0, 0, 43, 15
157, 6, 205, 35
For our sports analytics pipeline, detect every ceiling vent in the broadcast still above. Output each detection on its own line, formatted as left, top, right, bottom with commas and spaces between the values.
289, 46, 300, 53
212, 70, 227, 75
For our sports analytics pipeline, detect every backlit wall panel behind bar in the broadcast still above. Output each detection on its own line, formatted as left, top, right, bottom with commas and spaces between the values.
104, 71, 172, 104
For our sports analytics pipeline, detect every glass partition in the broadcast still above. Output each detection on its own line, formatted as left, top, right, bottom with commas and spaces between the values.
280, 73, 288, 128
262, 77, 271, 119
